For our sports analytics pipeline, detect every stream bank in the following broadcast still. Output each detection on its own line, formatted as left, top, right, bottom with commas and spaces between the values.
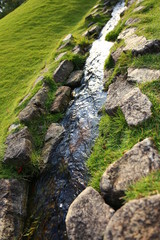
24, 1, 126, 239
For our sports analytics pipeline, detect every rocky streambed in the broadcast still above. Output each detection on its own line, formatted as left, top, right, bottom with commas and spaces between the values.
24, 1, 126, 239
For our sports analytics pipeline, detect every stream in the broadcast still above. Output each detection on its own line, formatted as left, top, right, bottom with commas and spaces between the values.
28, 1, 125, 239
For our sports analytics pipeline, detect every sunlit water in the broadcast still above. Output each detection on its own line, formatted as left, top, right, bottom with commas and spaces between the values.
28, 2, 125, 239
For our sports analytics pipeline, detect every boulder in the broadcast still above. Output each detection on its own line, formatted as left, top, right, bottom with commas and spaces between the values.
105, 78, 134, 115
118, 27, 160, 56
66, 187, 115, 240
0, 179, 28, 240
120, 87, 152, 126
4, 127, 32, 167
100, 138, 160, 208
104, 194, 160, 240
105, 79, 152, 126
42, 123, 65, 164
19, 86, 48, 123
127, 68, 160, 83
50, 86, 71, 113
66, 70, 83, 88
53, 60, 74, 83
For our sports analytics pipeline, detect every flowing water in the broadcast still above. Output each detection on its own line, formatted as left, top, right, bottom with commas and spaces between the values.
28, 1, 125, 239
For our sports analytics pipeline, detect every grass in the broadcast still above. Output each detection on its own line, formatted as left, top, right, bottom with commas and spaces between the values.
88, 0, 160, 200
0, 0, 99, 161
87, 80, 160, 191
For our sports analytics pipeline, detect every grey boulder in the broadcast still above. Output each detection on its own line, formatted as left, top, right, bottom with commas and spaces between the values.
42, 123, 65, 164
19, 86, 48, 123
53, 60, 74, 83
100, 138, 160, 208
50, 86, 71, 113
66, 187, 115, 240
104, 194, 160, 240
4, 127, 32, 167
0, 179, 28, 240
127, 68, 160, 83
66, 70, 83, 88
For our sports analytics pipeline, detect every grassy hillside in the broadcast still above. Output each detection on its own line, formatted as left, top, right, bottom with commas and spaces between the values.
0, 0, 98, 159
87, 0, 160, 201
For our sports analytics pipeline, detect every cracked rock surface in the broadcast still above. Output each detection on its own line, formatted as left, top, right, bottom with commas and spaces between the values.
100, 138, 160, 208
127, 68, 160, 83
104, 194, 160, 240
66, 187, 115, 240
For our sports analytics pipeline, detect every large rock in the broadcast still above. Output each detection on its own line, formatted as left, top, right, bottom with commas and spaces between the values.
0, 179, 28, 240
66, 70, 83, 88
50, 86, 71, 113
4, 127, 32, 167
66, 187, 115, 240
120, 87, 152, 126
105, 78, 152, 126
104, 194, 160, 240
53, 60, 74, 83
105, 78, 134, 115
127, 68, 160, 83
118, 27, 160, 56
19, 86, 48, 123
100, 138, 160, 208
42, 123, 65, 164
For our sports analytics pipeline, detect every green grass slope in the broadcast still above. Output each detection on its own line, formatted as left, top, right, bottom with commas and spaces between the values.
0, 0, 97, 158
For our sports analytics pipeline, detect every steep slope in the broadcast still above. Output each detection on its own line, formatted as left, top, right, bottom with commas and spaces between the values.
0, 0, 97, 158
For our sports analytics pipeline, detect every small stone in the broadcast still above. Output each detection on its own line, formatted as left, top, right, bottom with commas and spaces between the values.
8, 124, 20, 133
100, 138, 160, 208
19, 87, 48, 123
50, 86, 71, 113
125, 18, 140, 26
53, 60, 74, 83
42, 123, 65, 164
72, 45, 83, 55
133, 5, 144, 12
127, 68, 160, 83
4, 127, 32, 167
66, 187, 115, 240
66, 70, 83, 88
111, 46, 124, 63
104, 194, 160, 240
0, 179, 28, 240
88, 25, 101, 38
55, 52, 67, 62
63, 34, 73, 42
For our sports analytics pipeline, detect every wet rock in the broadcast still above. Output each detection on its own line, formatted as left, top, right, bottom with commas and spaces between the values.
118, 28, 160, 56
0, 179, 28, 240
66, 70, 83, 88
104, 194, 160, 240
66, 187, 115, 240
53, 60, 74, 83
4, 127, 32, 167
120, 87, 152, 126
100, 138, 160, 208
42, 123, 65, 164
50, 86, 71, 113
55, 52, 67, 62
19, 86, 48, 123
105, 78, 134, 115
127, 68, 160, 83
